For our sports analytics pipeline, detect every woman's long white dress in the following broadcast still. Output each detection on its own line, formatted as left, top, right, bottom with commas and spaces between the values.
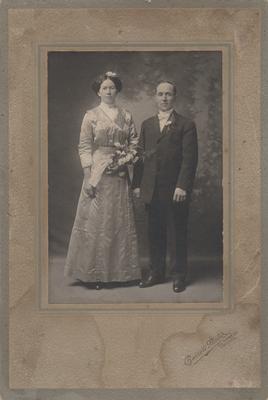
64, 104, 141, 282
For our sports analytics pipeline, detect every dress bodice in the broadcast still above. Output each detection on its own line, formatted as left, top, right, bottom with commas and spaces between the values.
78, 105, 138, 169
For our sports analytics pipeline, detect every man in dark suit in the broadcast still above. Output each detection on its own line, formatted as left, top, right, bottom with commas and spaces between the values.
132, 81, 198, 292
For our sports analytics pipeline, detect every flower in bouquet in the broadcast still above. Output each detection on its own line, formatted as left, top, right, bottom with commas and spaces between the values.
106, 142, 139, 177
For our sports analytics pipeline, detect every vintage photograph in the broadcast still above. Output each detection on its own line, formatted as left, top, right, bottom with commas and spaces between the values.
47, 50, 223, 304
7, 5, 262, 391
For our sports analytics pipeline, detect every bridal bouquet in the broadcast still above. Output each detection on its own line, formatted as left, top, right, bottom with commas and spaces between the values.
106, 142, 139, 177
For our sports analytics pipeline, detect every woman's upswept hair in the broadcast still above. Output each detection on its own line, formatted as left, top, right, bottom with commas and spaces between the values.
92, 72, 122, 94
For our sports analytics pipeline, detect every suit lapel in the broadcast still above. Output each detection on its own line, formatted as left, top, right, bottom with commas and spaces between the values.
149, 115, 161, 145
147, 111, 183, 147
171, 110, 182, 128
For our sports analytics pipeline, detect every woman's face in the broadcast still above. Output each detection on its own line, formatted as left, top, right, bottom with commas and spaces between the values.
98, 79, 118, 105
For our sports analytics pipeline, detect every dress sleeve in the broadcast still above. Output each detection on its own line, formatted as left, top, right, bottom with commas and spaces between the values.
78, 112, 94, 168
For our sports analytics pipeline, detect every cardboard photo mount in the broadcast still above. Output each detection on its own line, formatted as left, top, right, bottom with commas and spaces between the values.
4, 3, 265, 395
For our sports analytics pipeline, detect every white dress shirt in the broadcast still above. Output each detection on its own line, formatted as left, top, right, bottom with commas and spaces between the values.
158, 109, 174, 132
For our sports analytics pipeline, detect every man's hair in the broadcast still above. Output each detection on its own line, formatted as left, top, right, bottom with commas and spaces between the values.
156, 80, 177, 95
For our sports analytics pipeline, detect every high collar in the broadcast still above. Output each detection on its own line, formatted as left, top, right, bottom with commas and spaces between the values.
99, 102, 119, 121
100, 102, 118, 111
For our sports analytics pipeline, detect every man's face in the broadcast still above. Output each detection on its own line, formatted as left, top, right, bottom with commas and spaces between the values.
155, 82, 176, 112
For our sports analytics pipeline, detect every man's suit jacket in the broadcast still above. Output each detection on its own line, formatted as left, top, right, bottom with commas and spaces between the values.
132, 110, 198, 204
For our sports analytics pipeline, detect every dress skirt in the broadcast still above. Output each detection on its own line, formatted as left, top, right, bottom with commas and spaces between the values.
64, 173, 141, 282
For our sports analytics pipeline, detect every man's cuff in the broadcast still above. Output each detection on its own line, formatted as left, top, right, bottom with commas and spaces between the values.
175, 184, 187, 191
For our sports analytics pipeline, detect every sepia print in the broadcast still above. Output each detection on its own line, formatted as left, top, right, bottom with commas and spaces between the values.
47, 49, 224, 305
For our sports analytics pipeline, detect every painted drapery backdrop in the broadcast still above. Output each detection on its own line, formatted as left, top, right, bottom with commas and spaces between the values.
48, 51, 222, 270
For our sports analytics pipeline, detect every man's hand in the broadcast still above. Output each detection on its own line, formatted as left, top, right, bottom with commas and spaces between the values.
173, 187, 187, 202
133, 188, 141, 198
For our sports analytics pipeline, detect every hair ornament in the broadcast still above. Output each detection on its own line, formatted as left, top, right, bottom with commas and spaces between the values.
105, 71, 118, 78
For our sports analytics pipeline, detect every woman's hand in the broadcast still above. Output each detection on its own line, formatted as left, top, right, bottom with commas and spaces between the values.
82, 167, 96, 198
83, 180, 96, 198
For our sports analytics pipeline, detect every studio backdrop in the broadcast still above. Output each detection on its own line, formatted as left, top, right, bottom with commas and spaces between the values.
48, 51, 222, 279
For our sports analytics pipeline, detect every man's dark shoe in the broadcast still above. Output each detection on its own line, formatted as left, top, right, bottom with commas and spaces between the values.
173, 278, 186, 293
139, 273, 165, 288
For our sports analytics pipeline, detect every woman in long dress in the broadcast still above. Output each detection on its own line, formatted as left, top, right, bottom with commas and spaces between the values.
64, 72, 141, 288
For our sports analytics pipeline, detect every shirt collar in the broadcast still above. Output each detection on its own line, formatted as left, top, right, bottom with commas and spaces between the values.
158, 108, 174, 119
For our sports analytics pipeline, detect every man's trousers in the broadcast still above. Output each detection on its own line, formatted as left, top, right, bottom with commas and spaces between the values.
146, 189, 190, 279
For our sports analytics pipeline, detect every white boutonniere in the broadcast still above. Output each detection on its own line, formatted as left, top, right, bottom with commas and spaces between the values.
164, 120, 173, 132
165, 120, 172, 127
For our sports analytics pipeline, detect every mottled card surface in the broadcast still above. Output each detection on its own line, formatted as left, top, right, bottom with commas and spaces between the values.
8, 7, 261, 389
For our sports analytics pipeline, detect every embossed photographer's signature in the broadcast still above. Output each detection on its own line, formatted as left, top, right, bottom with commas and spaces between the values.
184, 331, 238, 366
